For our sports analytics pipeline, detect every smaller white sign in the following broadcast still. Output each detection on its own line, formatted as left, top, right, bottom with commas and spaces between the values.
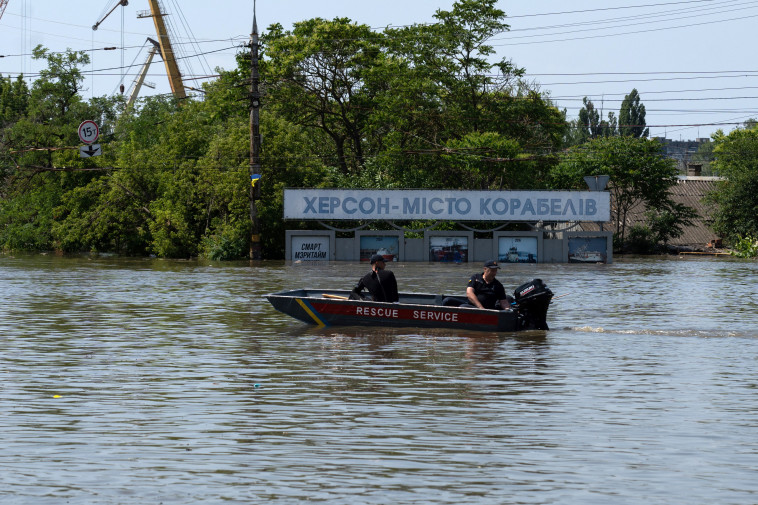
291, 235, 330, 261
80, 144, 102, 157
78, 120, 100, 144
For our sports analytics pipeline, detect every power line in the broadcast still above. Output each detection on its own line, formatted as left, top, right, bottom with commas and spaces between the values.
527, 70, 758, 76
538, 73, 758, 86
493, 12, 758, 46
553, 95, 758, 102
0, 38, 245, 59
0, 45, 237, 78
3, 2, 750, 54
500, 0, 756, 37
505, 0, 720, 18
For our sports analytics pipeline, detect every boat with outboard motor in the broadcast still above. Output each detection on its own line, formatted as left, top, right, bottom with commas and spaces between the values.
265, 279, 553, 332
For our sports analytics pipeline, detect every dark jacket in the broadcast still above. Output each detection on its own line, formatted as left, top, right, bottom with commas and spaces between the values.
352, 269, 399, 302
467, 273, 507, 309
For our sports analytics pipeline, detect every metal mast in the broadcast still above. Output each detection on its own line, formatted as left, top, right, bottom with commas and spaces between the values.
142, 0, 186, 100
249, 0, 262, 260
126, 38, 160, 108
0, 0, 10, 21
92, 0, 128, 30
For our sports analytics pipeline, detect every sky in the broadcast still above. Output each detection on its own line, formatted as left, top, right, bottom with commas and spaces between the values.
1, 0, 757, 141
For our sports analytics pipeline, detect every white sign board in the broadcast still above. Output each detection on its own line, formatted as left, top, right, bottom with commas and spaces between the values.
291, 235, 331, 261
284, 189, 610, 222
78, 120, 100, 144
80, 144, 102, 157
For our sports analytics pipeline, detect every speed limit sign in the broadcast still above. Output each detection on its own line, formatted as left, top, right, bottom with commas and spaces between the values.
78, 120, 100, 144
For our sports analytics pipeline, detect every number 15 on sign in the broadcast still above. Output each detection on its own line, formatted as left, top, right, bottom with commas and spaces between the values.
78, 120, 100, 144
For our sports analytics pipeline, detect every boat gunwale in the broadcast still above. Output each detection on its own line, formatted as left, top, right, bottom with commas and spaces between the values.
264, 289, 512, 315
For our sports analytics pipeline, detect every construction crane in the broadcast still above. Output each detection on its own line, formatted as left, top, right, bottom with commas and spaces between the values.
137, 0, 186, 100
93, 0, 186, 102
92, 0, 128, 30
93, 1, 129, 94
125, 38, 160, 108
0, 0, 10, 21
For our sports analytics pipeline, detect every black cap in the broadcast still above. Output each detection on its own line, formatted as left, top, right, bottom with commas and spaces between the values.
370, 254, 386, 264
484, 260, 500, 269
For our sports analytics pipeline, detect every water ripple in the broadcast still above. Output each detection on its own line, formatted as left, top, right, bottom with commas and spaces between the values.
1, 254, 758, 504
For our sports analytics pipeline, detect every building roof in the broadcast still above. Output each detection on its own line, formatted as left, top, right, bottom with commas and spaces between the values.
666, 177, 721, 246
580, 176, 723, 249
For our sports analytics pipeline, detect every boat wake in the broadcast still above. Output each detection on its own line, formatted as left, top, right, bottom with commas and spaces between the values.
566, 326, 756, 339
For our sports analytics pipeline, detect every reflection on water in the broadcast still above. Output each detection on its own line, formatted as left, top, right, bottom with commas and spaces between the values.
1, 254, 758, 504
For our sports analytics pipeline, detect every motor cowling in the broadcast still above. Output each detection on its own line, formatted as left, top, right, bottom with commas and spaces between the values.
513, 278, 553, 330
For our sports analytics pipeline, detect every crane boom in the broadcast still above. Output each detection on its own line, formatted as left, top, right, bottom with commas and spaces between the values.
144, 0, 186, 100
0, 0, 9, 21
126, 38, 160, 108
92, 0, 128, 30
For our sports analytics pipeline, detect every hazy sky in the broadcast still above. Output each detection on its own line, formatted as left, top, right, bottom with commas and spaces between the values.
1, 0, 756, 140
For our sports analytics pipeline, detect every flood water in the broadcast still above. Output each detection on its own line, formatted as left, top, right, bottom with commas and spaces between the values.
1, 254, 757, 504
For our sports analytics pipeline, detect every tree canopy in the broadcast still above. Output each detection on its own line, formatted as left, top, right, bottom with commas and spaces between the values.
0, 1, 720, 259
568, 89, 649, 145
551, 136, 694, 248
618, 88, 649, 138
707, 126, 758, 243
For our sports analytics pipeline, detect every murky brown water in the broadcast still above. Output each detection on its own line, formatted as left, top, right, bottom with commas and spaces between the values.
2, 254, 757, 504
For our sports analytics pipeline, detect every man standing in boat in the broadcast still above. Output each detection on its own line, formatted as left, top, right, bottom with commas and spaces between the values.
351, 254, 399, 303
444, 260, 511, 310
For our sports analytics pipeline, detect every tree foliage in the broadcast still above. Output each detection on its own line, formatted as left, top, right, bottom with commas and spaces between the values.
551, 136, 692, 248
707, 126, 758, 243
264, 17, 385, 174
618, 88, 649, 138
0, 76, 29, 123
263, 0, 564, 191
0, 2, 700, 259
568, 89, 649, 145
569, 97, 617, 144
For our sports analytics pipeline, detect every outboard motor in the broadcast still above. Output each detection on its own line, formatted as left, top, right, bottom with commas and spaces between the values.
513, 278, 553, 330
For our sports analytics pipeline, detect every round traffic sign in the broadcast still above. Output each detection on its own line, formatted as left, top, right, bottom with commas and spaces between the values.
78, 120, 100, 144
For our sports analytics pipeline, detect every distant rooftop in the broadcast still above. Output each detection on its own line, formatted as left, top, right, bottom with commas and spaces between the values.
580, 175, 723, 250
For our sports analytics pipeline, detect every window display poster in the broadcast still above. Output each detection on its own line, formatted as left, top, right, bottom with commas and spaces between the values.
498, 237, 538, 263
429, 236, 468, 263
568, 237, 607, 263
291, 235, 330, 261
359, 235, 399, 262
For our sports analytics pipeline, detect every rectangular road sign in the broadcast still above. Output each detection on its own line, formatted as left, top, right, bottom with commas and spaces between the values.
80, 144, 102, 157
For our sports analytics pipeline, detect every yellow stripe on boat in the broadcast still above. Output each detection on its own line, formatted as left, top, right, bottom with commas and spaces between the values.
295, 298, 327, 327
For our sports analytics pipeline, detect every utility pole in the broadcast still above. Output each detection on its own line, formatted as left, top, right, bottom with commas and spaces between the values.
249, 1, 262, 260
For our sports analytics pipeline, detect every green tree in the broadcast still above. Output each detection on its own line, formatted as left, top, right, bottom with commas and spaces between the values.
264, 17, 386, 174
0, 76, 30, 192
0, 75, 29, 123
376, 0, 562, 189
424, 0, 515, 133
0, 47, 123, 252
440, 131, 521, 189
552, 136, 691, 248
577, 97, 601, 141
60, 92, 242, 258
618, 88, 649, 138
571, 97, 617, 144
29, 46, 88, 121
1, 3, 572, 259
51, 62, 332, 260
706, 126, 758, 243
626, 202, 698, 253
